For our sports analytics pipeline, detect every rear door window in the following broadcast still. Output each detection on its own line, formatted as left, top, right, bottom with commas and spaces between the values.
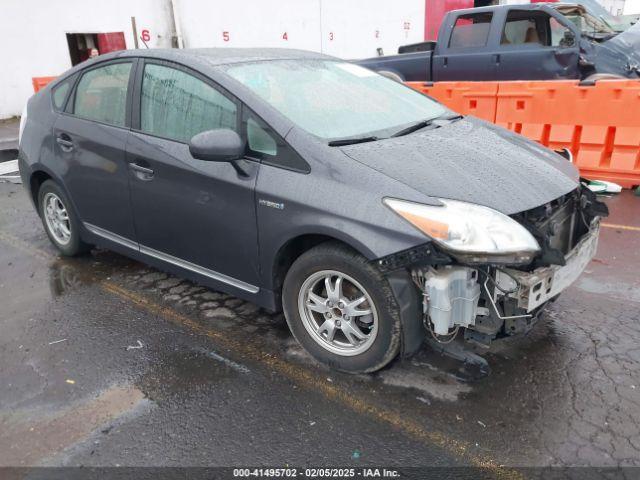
140, 63, 237, 143
449, 13, 493, 49
73, 62, 132, 127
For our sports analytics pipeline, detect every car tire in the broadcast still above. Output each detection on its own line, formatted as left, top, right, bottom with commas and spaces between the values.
38, 180, 90, 256
282, 242, 401, 373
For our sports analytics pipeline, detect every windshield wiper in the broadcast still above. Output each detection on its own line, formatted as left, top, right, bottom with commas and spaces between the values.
391, 119, 435, 138
391, 114, 464, 138
328, 136, 379, 147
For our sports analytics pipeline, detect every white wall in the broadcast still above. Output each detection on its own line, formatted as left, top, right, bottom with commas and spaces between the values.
0, 0, 173, 119
176, 0, 424, 58
4, 0, 638, 119
177, 0, 323, 52
1, 0, 425, 119
321, 0, 425, 58
598, 0, 627, 15
624, 0, 640, 13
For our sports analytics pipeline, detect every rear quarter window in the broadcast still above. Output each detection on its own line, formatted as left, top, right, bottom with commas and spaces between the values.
51, 74, 77, 111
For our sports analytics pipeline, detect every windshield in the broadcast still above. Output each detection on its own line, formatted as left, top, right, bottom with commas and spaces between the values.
558, 6, 617, 35
572, 0, 629, 32
224, 60, 446, 140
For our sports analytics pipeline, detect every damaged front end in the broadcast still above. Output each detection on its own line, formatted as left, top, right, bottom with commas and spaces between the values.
553, 4, 640, 79
577, 16, 640, 79
381, 185, 608, 351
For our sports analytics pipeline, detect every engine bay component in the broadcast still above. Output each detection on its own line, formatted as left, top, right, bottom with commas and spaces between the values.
414, 267, 481, 336
496, 221, 600, 311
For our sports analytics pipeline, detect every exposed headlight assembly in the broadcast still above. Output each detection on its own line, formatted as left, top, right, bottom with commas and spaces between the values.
384, 198, 540, 265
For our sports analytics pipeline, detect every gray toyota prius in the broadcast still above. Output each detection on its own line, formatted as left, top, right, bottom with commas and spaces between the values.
19, 48, 608, 373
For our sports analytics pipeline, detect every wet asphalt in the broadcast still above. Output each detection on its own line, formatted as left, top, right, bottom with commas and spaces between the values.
0, 181, 639, 472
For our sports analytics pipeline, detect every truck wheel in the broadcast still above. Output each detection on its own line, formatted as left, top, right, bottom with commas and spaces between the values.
38, 180, 90, 256
282, 242, 401, 373
377, 70, 404, 83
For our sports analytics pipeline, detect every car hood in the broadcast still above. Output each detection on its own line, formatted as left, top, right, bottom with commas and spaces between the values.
339, 117, 579, 215
595, 22, 640, 75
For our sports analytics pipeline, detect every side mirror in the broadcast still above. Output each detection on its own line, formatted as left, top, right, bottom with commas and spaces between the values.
189, 129, 245, 162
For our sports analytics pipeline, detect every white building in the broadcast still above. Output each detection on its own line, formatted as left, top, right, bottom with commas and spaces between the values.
0, 0, 427, 119
599, 0, 627, 14
0, 0, 636, 119
624, 0, 640, 13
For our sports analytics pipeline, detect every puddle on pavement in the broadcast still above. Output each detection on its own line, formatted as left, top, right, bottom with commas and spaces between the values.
42, 245, 576, 410
377, 366, 472, 402
47, 250, 141, 297
135, 348, 245, 404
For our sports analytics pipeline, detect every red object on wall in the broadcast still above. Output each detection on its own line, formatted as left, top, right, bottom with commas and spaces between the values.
97, 32, 127, 54
424, 0, 474, 40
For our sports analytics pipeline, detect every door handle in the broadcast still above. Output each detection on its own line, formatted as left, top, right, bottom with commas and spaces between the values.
493, 54, 501, 65
56, 134, 74, 151
129, 162, 155, 181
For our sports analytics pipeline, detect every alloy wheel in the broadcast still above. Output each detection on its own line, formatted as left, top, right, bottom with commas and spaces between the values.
297, 270, 378, 356
43, 192, 72, 246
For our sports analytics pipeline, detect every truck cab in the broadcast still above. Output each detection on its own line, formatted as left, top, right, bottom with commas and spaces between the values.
357, 2, 639, 82
433, 4, 581, 81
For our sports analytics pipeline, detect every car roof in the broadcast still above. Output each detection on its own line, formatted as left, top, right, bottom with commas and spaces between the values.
104, 47, 335, 66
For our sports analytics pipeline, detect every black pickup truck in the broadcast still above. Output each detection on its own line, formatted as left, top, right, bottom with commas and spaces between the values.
356, 3, 640, 82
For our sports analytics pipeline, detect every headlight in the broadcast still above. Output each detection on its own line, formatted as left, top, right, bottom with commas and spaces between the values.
384, 198, 540, 265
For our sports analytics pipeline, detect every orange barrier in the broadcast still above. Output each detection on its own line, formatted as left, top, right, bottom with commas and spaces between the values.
407, 80, 640, 188
32, 76, 57, 93
407, 81, 499, 122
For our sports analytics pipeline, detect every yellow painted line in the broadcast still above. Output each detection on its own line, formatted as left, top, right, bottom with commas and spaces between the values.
102, 282, 521, 478
0, 230, 522, 478
602, 223, 640, 232
0, 386, 145, 465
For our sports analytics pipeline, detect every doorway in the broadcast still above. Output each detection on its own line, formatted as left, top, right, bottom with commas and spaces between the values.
66, 32, 127, 66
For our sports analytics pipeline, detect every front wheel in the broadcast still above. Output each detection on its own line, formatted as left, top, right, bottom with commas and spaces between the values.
282, 242, 401, 373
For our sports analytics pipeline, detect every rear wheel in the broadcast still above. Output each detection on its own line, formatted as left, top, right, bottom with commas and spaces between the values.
282, 242, 401, 373
38, 180, 90, 256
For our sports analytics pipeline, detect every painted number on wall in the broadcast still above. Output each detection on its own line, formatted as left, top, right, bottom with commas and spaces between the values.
222, 31, 230, 42
141, 29, 151, 42
403, 21, 411, 30
329, 32, 334, 41
282, 32, 288, 41
375, 30, 380, 39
